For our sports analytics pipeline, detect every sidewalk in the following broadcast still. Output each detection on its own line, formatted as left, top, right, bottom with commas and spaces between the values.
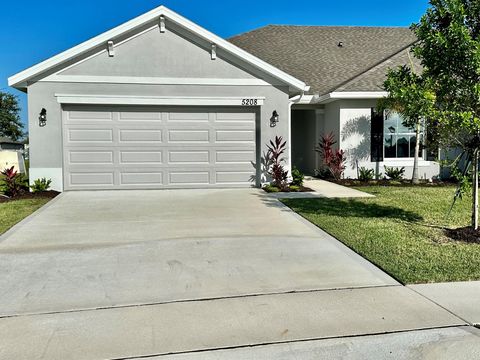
268, 178, 375, 199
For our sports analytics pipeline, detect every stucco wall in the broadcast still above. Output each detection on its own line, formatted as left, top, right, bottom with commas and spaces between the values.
336, 99, 440, 179
27, 82, 290, 191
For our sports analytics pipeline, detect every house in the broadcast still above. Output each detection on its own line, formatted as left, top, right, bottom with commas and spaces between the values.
0, 137, 26, 173
8, 5, 439, 191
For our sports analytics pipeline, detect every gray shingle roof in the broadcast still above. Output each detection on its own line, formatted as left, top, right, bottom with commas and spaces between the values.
229, 25, 417, 95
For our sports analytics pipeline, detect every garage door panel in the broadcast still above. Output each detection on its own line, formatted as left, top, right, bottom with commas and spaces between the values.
69, 172, 114, 186
215, 130, 255, 143
168, 130, 210, 143
69, 151, 114, 164
216, 171, 254, 184
119, 111, 162, 121
68, 129, 113, 142
63, 107, 257, 190
119, 151, 163, 164
119, 129, 163, 143
169, 171, 210, 185
168, 150, 210, 164
120, 172, 163, 185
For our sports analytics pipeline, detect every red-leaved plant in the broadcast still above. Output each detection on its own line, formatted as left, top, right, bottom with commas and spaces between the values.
1, 166, 25, 197
266, 136, 289, 190
316, 133, 346, 180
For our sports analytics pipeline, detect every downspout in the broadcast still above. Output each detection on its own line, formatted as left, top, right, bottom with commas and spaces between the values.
287, 87, 309, 177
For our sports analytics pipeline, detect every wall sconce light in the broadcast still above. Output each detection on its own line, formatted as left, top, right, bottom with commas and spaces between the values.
270, 110, 280, 127
39, 108, 47, 127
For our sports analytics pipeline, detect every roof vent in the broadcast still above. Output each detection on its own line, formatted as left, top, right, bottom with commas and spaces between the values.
338, 41, 344, 48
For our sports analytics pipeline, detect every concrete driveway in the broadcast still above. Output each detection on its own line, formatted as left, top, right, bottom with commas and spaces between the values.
0, 189, 477, 359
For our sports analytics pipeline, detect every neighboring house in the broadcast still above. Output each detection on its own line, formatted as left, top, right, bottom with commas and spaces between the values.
0, 137, 26, 173
8, 5, 439, 192
0, 137, 24, 151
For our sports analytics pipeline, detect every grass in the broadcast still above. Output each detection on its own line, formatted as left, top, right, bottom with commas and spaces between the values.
282, 186, 480, 284
0, 198, 51, 235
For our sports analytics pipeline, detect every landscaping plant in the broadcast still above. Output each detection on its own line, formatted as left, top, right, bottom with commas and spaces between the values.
358, 167, 375, 182
1, 166, 25, 197
384, 166, 405, 181
265, 136, 289, 190
315, 132, 346, 180
291, 166, 304, 187
30, 178, 52, 193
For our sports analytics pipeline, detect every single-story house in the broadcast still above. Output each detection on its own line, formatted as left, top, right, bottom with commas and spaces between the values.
0, 137, 24, 151
8, 5, 440, 191
0, 137, 26, 173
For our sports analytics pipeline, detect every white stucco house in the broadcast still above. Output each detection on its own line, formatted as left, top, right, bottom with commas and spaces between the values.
8, 5, 440, 191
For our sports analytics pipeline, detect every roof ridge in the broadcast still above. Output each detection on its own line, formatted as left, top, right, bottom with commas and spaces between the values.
247, 24, 412, 29
325, 41, 417, 95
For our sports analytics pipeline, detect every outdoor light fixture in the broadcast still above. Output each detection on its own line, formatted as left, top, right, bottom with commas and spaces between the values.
39, 108, 47, 127
270, 110, 280, 127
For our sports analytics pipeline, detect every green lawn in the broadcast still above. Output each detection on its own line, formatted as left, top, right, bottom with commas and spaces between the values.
282, 186, 480, 284
0, 198, 51, 235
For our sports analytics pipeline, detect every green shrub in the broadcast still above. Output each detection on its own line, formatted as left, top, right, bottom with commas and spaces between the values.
289, 185, 301, 192
358, 167, 375, 182
291, 167, 304, 186
384, 166, 405, 180
263, 184, 280, 193
30, 178, 52, 193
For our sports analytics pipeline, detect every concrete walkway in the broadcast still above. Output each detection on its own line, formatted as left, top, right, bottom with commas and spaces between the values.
269, 178, 374, 199
0, 189, 478, 359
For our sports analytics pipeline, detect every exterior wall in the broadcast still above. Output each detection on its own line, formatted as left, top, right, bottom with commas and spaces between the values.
60, 25, 255, 80
336, 99, 440, 179
27, 82, 290, 191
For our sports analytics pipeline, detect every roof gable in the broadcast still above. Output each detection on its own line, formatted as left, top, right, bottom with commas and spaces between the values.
229, 25, 417, 95
8, 6, 307, 92
58, 24, 256, 80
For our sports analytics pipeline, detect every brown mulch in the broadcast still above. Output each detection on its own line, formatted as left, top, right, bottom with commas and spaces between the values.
0, 191, 60, 203
444, 227, 480, 244
327, 179, 455, 187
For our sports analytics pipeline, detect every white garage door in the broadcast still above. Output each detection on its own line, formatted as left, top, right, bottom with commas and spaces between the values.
63, 106, 257, 190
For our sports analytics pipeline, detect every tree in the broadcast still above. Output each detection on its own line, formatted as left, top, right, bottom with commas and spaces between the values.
380, 63, 436, 184
411, 0, 480, 229
0, 92, 24, 141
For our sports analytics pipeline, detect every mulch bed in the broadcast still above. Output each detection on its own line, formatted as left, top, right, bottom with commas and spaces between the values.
0, 191, 60, 203
444, 227, 480, 244
326, 179, 455, 187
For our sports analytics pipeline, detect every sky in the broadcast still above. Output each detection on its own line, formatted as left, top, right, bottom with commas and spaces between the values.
0, 0, 430, 129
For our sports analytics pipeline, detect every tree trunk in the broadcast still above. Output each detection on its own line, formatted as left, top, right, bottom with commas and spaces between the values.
412, 120, 421, 184
472, 150, 479, 230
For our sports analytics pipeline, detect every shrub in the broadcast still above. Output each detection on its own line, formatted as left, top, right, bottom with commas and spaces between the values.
263, 184, 280, 193
266, 136, 289, 191
289, 185, 300, 192
358, 167, 375, 182
315, 133, 346, 180
384, 166, 405, 180
1, 166, 26, 197
291, 167, 304, 186
30, 178, 52, 193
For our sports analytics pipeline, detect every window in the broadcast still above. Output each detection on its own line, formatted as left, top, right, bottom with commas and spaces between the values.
383, 111, 423, 159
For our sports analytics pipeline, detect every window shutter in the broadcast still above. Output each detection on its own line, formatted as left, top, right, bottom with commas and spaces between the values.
371, 108, 384, 162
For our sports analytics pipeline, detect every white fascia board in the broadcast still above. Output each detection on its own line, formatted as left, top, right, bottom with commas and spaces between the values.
8, 6, 307, 92
55, 94, 265, 106
317, 91, 388, 104
42, 75, 273, 86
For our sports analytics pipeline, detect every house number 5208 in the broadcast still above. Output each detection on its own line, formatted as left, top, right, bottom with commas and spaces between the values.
242, 99, 258, 106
